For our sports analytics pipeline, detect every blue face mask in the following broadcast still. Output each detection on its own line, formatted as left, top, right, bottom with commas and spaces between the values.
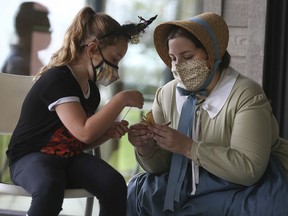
90, 50, 119, 86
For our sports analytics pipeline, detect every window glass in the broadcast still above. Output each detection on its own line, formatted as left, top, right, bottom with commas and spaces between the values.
104, 0, 203, 102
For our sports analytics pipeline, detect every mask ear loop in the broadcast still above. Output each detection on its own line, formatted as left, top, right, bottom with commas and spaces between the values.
90, 58, 97, 83
98, 48, 119, 69
87, 41, 103, 83
81, 39, 102, 83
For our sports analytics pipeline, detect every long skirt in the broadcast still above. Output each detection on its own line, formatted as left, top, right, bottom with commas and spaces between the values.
127, 155, 288, 216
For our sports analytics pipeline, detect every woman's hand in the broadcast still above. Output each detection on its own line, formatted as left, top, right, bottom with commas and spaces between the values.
148, 123, 193, 159
128, 123, 156, 156
105, 120, 130, 139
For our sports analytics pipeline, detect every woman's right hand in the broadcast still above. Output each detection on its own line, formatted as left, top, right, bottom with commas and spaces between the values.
128, 123, 156, 156
117, 90, 144, 109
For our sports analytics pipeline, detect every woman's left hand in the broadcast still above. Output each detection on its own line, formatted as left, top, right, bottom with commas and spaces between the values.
105, 120, 130, 139
148, 123, 193, 159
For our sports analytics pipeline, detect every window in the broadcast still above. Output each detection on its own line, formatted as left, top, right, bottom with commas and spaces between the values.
104, 0, 203, 102
0, 0, 85, 73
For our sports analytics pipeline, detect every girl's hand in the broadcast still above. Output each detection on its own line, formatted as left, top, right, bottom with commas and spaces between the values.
105, 120, 130, 139
117, 90, 144, 109
148, 123, 192, 159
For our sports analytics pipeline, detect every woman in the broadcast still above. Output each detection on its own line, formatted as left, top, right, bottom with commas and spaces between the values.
6, 7, 156, 216
127, 12, 288, 215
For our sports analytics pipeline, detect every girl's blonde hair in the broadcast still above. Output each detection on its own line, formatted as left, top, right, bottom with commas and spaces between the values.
38, 7, 123, 76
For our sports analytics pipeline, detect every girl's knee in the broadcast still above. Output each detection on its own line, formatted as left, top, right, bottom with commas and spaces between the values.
30, 178, 65, 206
29, 188, 64, 216
109, 172, 127, 193
97, 171, 127, 200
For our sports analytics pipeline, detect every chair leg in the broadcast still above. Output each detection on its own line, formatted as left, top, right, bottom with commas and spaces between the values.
0, 158, 9, 181
84, 197, 94, 216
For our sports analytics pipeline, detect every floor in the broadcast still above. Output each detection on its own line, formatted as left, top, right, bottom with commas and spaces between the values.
0, 195, 99, 216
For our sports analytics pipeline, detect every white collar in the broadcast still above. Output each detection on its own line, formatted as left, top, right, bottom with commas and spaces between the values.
202, 67, 239, 118
176, 67, 239, 119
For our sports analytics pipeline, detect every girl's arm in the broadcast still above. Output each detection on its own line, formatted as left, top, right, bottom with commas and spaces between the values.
55, 90, 143, 144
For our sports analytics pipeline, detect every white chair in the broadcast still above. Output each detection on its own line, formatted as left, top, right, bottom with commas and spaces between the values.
0, 72, 95, 216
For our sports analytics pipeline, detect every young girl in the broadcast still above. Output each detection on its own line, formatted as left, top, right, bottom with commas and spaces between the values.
6, 7, 154, 216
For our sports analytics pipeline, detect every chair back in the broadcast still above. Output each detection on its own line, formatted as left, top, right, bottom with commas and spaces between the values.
0, 73, 95, 215
0, 73, 34, 134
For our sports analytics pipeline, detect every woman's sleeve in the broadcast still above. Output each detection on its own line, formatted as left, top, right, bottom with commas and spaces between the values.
191, 84, 277, 186
135, 86, 173, 174
135, 147, 172, 174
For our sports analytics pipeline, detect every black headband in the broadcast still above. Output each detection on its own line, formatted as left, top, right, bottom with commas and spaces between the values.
99, 15, 157, 43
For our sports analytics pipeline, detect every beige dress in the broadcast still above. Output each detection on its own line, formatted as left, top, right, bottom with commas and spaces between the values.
128, 67, 288, 215
136, 67, 288, 185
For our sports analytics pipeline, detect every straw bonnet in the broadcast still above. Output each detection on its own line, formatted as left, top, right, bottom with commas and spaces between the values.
153, 12, 229, 70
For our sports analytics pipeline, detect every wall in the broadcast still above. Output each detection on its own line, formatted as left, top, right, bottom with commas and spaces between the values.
203, 0, 267, 85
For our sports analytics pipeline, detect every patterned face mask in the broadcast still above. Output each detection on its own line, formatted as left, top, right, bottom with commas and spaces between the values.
90, 49, 119, 86
171, 59, 210, 92
91, 60, 119, 86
